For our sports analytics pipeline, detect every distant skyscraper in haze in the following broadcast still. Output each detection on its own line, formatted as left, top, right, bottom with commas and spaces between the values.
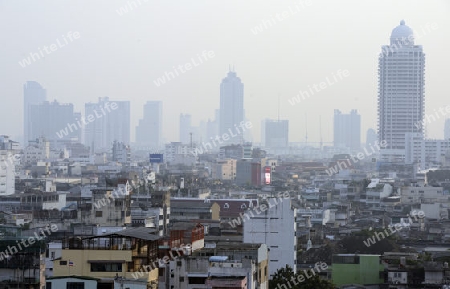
334, 109, 361, 151
261, 119, 289, 148
23, 81, 46, 144
378, 20, 425, 161
445, 119, 450, 140
366, 128, 377, 146
179, 114, 192, 144
136, 101, 162, 149
30, 100, 81, 142
84, 97, 130, 152
206, 109, 219, 141
219, 70, 244, 145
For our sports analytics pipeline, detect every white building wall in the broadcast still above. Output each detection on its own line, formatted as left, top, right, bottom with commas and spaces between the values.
0, 151, 15, 196
405, 133, 450, 169
46, 242, 62, 277
165, 142, 194, 163
114, 280, 147, 289
243, 197, 296, 277
401, 186, 446, 204
47, 278, 97, 289
420, 203, 447, 220
42, 193, 67, 210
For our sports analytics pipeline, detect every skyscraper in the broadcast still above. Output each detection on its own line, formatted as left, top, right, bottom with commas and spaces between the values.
366, 128, 378, 146
206, 109, 219, 141
219, 70, 244, 145
445, 119, 450, 140
378, 20, 425, 161
30, 100, 81, 142
135, 101, 162, 149
261, 119, 289, 148
23, 81, 46, 144
84, 97, 130, 152
179, 113, 192, 144
334, 109, 361, 151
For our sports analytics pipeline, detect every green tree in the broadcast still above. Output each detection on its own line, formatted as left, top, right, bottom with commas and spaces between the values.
269, 265, 336, 289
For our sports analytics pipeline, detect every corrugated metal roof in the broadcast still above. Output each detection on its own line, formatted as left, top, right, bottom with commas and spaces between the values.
94, 227, 160, 241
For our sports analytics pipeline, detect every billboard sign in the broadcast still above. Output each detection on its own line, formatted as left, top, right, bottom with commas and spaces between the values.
264, 166, 271, 185
149, 153, 164, 163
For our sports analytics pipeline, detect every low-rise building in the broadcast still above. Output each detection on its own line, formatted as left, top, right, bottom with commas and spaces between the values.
211, 158, 237, 180
170, 199, 220, 221
331, 254, 384, 287
53, 227, 160, 288
236, 159, 261, 186
400, 185, 447, 204
162, 243, 268, 289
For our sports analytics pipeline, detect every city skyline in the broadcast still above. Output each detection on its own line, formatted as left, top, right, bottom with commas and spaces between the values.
1, 1, 449, 146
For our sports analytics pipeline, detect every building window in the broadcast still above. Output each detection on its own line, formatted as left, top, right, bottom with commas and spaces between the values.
90, 262, 122, 272
223, 203, 229, 209
51, 252, 55, 260
67, 282, 84, 289
46, 282, 52, 289
59, 261, 67, 265
95, 211, 103, 217
332, 255, 360, 264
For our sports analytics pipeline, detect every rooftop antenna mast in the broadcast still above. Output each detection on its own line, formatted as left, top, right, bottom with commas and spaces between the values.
319, 115, 323, 150
277, 95, 280, 122
305, 113, 308, 145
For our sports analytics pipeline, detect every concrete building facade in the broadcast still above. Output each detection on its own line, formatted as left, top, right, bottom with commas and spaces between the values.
243, 197, 296, 277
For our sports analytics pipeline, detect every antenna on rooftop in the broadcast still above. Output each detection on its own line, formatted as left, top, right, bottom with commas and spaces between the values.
319, 115, 323, 150
277, 95, 280, 122
305, 113, 308, 145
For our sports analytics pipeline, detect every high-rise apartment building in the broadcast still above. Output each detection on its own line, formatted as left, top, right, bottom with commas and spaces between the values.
219, 70, 244, 145
261, 119, 289, 148
445, 119, 450, 140
29, 100, 81, 142
135, 101, 162, 149
378, 20, 425, 161
366, 128, 378, 146
334, 109, 361, 151
23, 81, 46, 144
179, 113, 192, 144
206, 109, 219, 141
84, 97, 130, 152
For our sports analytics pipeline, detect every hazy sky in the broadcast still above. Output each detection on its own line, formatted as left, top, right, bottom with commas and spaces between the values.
1, 0, 449, 146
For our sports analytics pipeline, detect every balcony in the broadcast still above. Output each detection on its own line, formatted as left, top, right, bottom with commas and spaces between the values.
206, 276, 247, 288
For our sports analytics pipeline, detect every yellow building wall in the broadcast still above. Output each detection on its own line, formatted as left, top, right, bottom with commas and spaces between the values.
54, 250, 132, 277
54, 249, 159, 284
259, 259, 269, 285
124, 268, 159, 283
211, 202, 220, 220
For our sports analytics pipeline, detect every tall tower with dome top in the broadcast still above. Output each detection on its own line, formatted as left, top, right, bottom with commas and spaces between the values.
378, 20, 425, 162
